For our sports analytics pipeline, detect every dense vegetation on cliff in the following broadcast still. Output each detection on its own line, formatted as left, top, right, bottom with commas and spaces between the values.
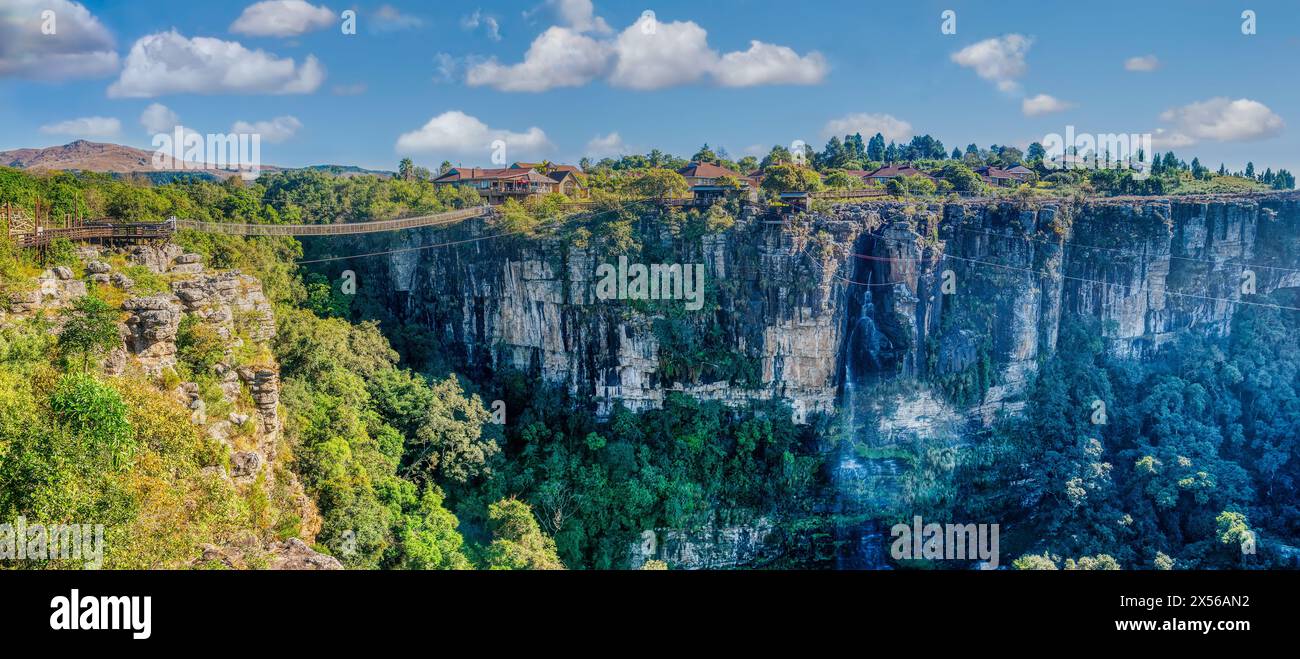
949, 305, 1300, 569
2, 165, 1298, 570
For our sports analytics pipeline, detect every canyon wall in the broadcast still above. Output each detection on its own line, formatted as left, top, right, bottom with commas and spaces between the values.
360, 194, 1300, 436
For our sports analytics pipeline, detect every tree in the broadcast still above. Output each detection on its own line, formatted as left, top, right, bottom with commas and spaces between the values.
867, 133, 886, 162
760, 145, 794, 170
388, 484, 473, 570
58, 295, 120, 371
401, 375, 498, 485
760, 164, 822, 194
1011, 553, 1060, 570
823, 170, 864, 190
484, 498, 565, 570
1027, 142, 1046, 163
1191, 157, 1208, 180
398, 158, 415, 180
691, 144, 721, 165
1063, 555, 1121, 570
633, 168, 689, 199
939, 163, 983, 192
902, 174, 936, 196
1245, 162, 1255, 179
49, 372, 135, 469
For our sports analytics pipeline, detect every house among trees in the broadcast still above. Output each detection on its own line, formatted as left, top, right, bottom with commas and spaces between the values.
431, 167, 559, 204
546, 169, 586, 197
974, 165, 1033, 187
510, 162, 588, 197
864, 163, 935, 185
677, 162, 759, 203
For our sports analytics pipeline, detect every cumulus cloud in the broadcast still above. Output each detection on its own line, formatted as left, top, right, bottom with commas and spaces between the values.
230, 0, 335, 37
1151, 128, 1195, 150
466, 11, 826, 92
395, 111, 551, 157
370, 4, 423, 33
467, 27, 611, 92
1021, 93, 1073, 117
232, 115, 303, 143
139, 103, 180, 134
545, 0, 612, 34
108, 30, 325, 97
1159, 97, 1284, 143
713, 40, 828, 87
608, 16, 713, 90
1124, 55, 1160, 72
462, 9, 501, 41
584, 132, 628, 158
821, 113, 913, 142
951, 34, 1032, 92
39, 116, 121, 139
0, 0, 118, 80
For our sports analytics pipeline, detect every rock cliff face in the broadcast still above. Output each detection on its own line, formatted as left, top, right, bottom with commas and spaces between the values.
363, 194, 1300, 431
340, 194, 1300, 568
2, 243, 332, 569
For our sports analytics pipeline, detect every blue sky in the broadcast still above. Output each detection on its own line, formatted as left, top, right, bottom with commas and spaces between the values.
2, 0, 1299, 174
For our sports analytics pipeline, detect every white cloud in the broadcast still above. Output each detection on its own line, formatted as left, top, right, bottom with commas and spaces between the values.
465, 11, 826, 92
371, 4, 423, 33
608, 16, 714, 90
546, 0, 611, 34
39, 116, 121, 139
821, 113, 913, 142
951, 34, 1032, 92
139, 103, 180, 134
0, 0, 118, 80
433, 53, 462, 83
1151, 129, 1195, 150
1021, 93, 1073, 117
232, 115, 302, 143
714, 40, 828, 87
108, 30, 325, 97
230, 0, 335, 37
467, 26, 612, 92
395, 111, 551, 157
1158, 97, 1284, 143
462, 9, 502, 41
1124, 55, 1160, 72
584, 132, 627, 158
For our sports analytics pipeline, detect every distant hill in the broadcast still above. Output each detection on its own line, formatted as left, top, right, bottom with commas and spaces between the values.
298, 164, 394, 178
0, 140, 394, 182
0, 140, 164, 172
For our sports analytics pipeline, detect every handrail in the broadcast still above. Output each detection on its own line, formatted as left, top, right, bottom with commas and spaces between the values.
9, 206, 490, 247
174, 207, 487, 236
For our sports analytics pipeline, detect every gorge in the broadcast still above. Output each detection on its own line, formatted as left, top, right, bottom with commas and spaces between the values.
307, 192, 1300, 568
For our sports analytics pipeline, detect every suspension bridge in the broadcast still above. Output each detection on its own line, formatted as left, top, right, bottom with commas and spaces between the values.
3, 204, 492, 249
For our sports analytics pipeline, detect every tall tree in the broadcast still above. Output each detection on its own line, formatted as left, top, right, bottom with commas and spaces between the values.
867, 133, 886, 162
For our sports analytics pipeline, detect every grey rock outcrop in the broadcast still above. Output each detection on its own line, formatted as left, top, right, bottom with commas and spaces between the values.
123, 295, 182, 374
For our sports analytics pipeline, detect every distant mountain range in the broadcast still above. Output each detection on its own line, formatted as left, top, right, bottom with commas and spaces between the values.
0, 140, 392, 180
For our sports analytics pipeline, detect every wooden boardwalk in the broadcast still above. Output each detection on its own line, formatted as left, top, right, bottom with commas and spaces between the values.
9, 207, 490, 248
173, 207, 487, 236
